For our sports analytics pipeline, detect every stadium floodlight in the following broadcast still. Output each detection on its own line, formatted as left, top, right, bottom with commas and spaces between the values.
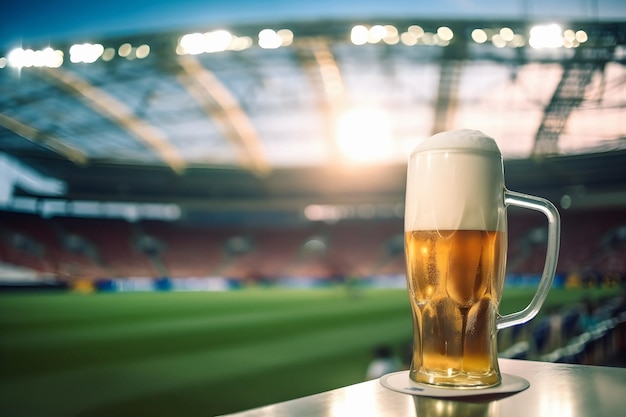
408, 25, 425, 38
492, 34, 507, 48
400, 25, 424, 46
135, 44, 151, 59
40, 48, 63, 68
69, 43, 104, 63
179, 33, 205, 55
500, 27, 515, 42
258, 29, 283, 49
437, 26, 454, 42
179, 30, 252, 55
510, 34, 526, 48
102, 47, 116, 61
575, 30, 588, 43
204, 30, 232, 53
562, 29, 588, 48
304, 204, 346, 222
382, 25, 399, 45
7, 48, 33, 68
471, 28, 488, 44
350, 25, 369, 45
529, 23, 564, 49
7, 47, 63, 68
229, 36, 253, 51
421, 32, 437, 46
368, 25, 387, 44
277, 29, 294, 46
118, 43, 133, 58
400, 32, 418, 46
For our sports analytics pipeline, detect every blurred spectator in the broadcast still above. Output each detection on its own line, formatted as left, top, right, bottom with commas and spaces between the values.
578, 297, 600, 332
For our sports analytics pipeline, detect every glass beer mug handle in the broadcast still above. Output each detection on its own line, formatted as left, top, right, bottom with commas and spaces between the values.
497, 190, 561, 330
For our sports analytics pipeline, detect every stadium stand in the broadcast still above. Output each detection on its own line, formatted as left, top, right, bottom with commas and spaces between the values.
3, 206, 624, 369
498, 292, 626, 366
1, 208, 624, 284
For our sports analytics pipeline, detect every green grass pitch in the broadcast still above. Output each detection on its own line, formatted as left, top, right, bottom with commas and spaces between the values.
0, 287, 620, 416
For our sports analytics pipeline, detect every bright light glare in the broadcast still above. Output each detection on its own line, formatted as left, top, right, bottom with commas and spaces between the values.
400, 32, 417, 46
383, 25, 399, 45
15, 49, 34, 67
9, 47, 64, 68
408, 25, 424, 38
204, 30, 232, 53
259, 29, 282, 49
135, 44, 150, 59
179, 31, 252, 54
529, 24, 564, 49
368, 25, 387, 43
510, 34, 526, 47
564, 29, 576, 42
351, 25, 369, 45
179, 33, 205, 55
563, 29, 579, 48
304, 204, 343, 222
118, 43, 133, 57
336, 107, 393, 163
277, 29, 294, 46
422, 33, 436, 46
401, 25, 424, 46
500, 27, 515, 42
492, 34, 507, 48
437, 26, 454, 42
471, 29, 488, 43
102, 47, 116, 61
38, 48, 64, 67
230, 36, 253, 51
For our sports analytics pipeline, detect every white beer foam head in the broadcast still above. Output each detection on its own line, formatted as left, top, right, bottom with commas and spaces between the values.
411, 129, 501, 155
405, 129, 506, 232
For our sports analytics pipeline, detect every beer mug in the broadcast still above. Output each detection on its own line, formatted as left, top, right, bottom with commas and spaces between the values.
404, 129, 560, 388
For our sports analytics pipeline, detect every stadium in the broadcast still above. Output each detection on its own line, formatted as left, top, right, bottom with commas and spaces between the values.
1, 1, 625, 416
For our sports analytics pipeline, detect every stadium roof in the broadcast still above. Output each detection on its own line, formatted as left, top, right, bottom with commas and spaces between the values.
0, 8, 625, 222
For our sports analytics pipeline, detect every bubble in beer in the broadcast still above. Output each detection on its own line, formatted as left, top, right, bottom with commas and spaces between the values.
409, 297, 423, 371
421, 296, 463, 373
405, 230, 442, 301
445, 230, 490, 307
463, 295, 497, 374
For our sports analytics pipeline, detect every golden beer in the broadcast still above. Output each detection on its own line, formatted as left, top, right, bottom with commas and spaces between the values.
405, 229, 506, 387
402, 129, 560, 389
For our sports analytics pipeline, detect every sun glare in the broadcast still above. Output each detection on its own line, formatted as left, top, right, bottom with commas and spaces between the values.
335, 107, 394, 163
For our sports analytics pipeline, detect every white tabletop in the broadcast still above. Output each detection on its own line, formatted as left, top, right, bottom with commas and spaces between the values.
219, 359, 626, 417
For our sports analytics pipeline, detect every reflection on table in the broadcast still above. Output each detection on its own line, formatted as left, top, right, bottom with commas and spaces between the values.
219, 359, 626, 417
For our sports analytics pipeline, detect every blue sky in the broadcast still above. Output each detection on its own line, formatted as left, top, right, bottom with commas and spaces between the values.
1, 0, 624, 50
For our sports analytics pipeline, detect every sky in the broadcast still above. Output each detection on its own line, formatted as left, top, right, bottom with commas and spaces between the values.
1, 0, 625, 50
